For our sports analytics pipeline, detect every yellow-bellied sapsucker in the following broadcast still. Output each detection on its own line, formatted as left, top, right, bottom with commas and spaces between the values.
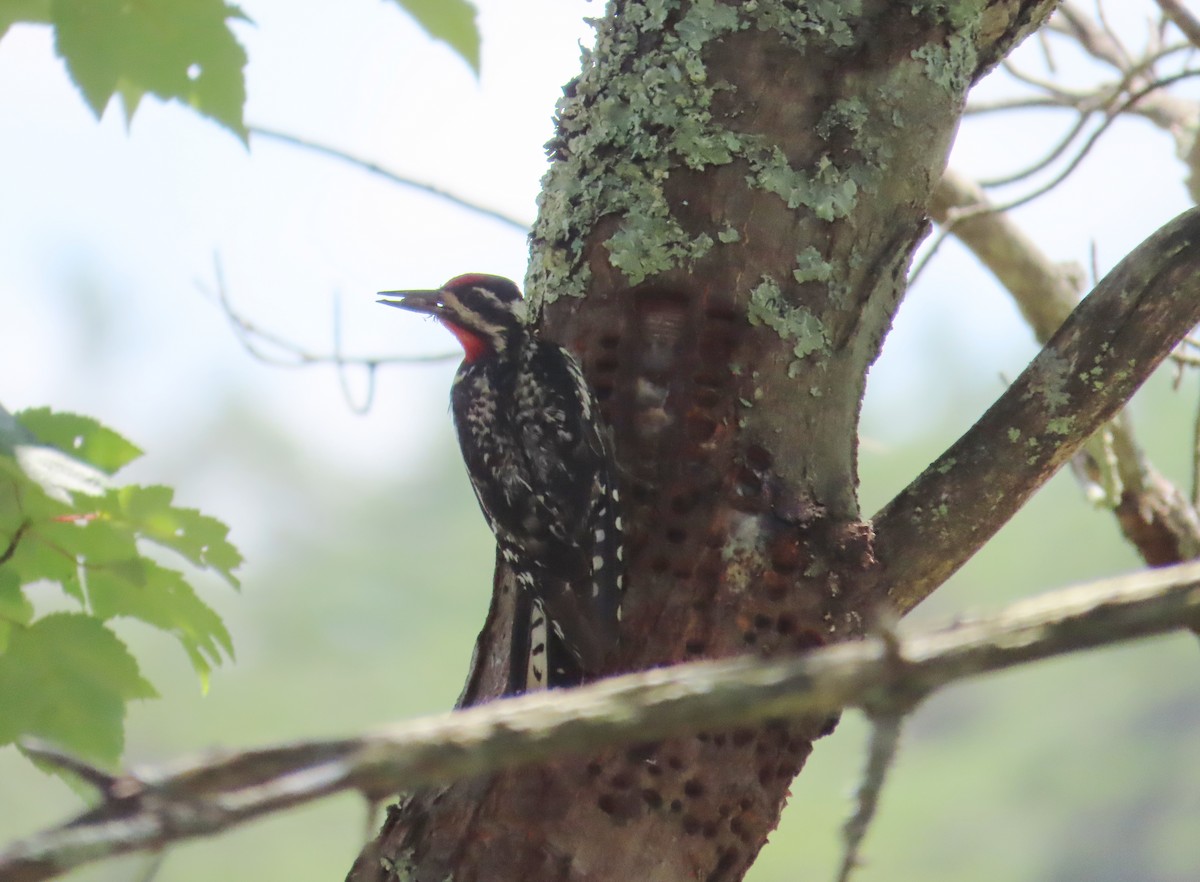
380, 274, 624, 692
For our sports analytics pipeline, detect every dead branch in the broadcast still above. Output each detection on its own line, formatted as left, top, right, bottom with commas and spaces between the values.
196, 256, 460, 413
3, 561, 1200, 882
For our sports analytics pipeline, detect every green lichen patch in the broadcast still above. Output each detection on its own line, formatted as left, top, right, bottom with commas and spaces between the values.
911, 31, 976, 95
748, 149, 859, 221
793, 246, 834, 284
752, 0, 861, 49
748, 275, 831, 372
527, 0, 883, 311
1025, 351, 1072, 411
528, 0, 748, 308
1046, 416, 1075, 436
607, 216, 714, 284
909, 0, 983, 31
677, 0, 741, 49
816, 96, 869, 139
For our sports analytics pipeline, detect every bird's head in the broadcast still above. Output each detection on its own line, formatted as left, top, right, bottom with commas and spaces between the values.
379, 274, 526, 362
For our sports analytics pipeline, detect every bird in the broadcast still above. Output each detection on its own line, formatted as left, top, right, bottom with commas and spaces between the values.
379, 274, 624, 691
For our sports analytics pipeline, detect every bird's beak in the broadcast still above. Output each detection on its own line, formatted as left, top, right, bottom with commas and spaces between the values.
377, 289, 445, 316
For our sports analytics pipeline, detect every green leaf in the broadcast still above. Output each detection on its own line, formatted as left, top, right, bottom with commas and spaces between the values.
0, 569, 34, 626
1, 402, 239, 743
0, 458, 83, 598
0, 406, 111, 505
391, 0, 480, 74
16, 407, 142, 475
0, 569, 33, 652
0, 0, 51, 37
103, 485, 242, 587
50, 0, 250, 140
88, 559, 233, 681
0, 613, 156, 766
40, 518, 140, 573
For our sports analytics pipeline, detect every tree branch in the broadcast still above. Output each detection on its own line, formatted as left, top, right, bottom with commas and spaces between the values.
931, 169, 1083, 339
931, 170, 1200, 568
196, 255, 460, 414
1156, 0, 1200, 49
873, 207, 1200, 614
248, 126, 531, 234
4, 561, 1200, 882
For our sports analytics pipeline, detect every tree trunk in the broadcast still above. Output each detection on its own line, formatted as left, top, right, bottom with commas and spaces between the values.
346, 3, 1079, 881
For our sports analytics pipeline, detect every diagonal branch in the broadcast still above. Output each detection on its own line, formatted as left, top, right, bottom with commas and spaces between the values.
1156, 0, 1200, 49
4, 561, 1200, 882
873, 207, 1200, 614
931, 170, 1200, 568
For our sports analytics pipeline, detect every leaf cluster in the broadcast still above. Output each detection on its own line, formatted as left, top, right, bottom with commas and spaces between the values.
0, 406, 240, 767
0, 0, 480, 140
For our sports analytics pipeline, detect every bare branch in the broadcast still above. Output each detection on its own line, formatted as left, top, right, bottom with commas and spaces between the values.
1055, 1, 1133, 69
196, 256, 460, 413
932, 170, 1082, 339
976, 110, 1094, 187
874, 206, 1200, 613
248, 126, 532, 234
931, 171, 1200, 568
835, 618, 908, 882
200, 257, 458, 369
1158, 0, 1200, 48
999, 58, 1090, 101
19, 741, 121, 796
972, 14, 1199, 164
964, 95, 1084, 114
3, 562, 1200, 882
980, 69, 1200, 215
835, 714, 903, 882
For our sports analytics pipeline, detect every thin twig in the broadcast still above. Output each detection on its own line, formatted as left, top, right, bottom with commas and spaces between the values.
977, 109, 1094, 187
20, 741, 121, 795
906, 225, 954, 287
988, 69, 1200, 215
1000, 58, 1091, 101
835, 617, 910, 882
1056, 1, 1131, 69
1096, 0, 1135, 68
330, 293, 378, 415
0, 518, 29, 566
198, 255, 459, 369
835, 714, 903, 882
249, 126, 532, 234
964, 95, 1085, 114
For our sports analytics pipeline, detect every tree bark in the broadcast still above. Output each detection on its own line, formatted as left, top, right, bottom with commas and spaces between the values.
346, 3, 1172, 881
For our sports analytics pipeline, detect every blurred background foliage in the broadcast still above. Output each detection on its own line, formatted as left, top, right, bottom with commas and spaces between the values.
1, 1, 1198, 881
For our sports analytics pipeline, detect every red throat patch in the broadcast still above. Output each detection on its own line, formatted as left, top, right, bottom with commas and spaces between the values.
444, 320, 490, 363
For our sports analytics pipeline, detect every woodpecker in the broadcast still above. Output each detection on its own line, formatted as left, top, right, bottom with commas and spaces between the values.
379, 274, 624, 692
